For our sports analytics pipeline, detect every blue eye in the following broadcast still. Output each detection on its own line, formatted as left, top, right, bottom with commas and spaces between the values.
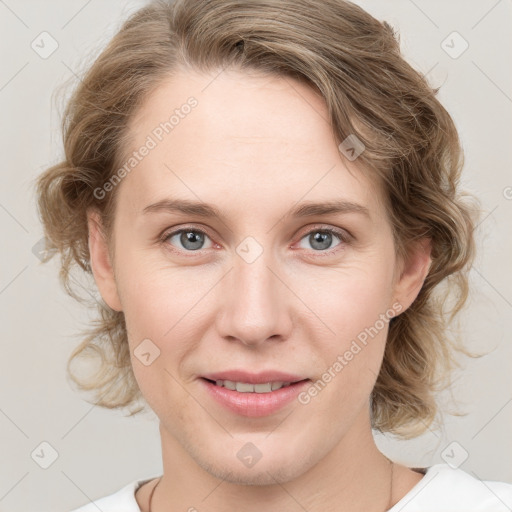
297, 228, 346, 253
161, 226, 349, 255
164, 228, 213, 251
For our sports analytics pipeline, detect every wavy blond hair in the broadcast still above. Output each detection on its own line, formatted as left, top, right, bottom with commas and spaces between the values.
35, 0, 481, 438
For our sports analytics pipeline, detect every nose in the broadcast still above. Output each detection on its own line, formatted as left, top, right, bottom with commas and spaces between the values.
215, 250, 293, 348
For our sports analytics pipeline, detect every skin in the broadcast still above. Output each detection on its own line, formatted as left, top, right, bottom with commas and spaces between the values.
88, 67, 431, 512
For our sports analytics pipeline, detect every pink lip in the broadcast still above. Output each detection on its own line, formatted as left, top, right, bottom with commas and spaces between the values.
199, 377, 310, 417
201, 370, 306, 384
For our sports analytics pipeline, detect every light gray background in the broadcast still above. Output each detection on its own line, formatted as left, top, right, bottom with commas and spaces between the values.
0, 1, 511, 511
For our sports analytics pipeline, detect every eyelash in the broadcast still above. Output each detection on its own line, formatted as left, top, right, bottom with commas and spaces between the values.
159, 224, 351, 257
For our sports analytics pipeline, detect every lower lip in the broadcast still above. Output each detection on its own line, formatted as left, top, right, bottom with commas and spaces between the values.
200, 378, 310, 417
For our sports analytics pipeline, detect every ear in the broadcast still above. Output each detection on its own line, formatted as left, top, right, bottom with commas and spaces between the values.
87, 209, 122, 312
392, 237, 432, 313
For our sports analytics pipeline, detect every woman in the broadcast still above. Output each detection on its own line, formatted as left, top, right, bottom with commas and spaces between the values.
35, 0, 512, 511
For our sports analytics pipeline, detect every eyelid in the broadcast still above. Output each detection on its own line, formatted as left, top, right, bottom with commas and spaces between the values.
295, 223, 353, 243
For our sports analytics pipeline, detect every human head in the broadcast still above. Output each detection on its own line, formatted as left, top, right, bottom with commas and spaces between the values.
36, 0, 477, 456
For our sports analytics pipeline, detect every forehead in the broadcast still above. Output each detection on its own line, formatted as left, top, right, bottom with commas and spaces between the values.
115, 67, 385, 219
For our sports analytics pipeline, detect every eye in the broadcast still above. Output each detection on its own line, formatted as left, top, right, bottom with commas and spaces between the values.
160, 225, 350, 255
296, 227, 348, 253
163, 227, 213, 252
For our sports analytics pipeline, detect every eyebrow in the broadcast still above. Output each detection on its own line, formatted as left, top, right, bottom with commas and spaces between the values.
142, 198, 370, 221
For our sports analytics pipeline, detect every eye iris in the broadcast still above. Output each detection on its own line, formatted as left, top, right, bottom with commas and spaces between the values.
181, 231, 204, 250
310, 231, 332, 250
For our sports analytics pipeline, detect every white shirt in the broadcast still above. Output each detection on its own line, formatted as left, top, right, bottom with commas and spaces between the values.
69, 463, 512, 512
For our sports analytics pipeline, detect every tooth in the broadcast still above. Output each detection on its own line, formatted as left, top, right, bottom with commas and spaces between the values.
254, 383, 272, 393
236, 382, 255, 392
213, 379, 294, 392
223, 380, 236, 390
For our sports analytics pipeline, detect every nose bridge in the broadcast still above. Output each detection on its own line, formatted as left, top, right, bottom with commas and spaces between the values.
217, 237, 291, 346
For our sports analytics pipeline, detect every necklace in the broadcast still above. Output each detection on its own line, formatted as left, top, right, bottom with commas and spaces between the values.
148, 458, 394, 511
385, 457, 395, 510
147, 476, 160, 512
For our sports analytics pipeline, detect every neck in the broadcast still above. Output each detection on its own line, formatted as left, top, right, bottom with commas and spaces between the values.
151, 409, 394, 512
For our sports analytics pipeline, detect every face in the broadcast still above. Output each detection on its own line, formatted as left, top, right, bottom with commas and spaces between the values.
89, 67, 429, 485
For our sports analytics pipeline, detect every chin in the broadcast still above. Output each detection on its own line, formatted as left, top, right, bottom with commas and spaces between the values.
197, 455, 309, 486
189, 439, 320, 486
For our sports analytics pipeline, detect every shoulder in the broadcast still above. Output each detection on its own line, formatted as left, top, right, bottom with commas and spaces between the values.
390, 463, 512, 512
68, 475, 159, 512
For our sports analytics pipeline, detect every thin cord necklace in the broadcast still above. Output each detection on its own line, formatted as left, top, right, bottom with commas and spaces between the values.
147, 476, 160, 512
148, 459, 394, 512
385, 457, 395, 511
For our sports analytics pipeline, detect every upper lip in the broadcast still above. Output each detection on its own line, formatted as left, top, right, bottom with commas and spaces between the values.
201, 370, 309, 384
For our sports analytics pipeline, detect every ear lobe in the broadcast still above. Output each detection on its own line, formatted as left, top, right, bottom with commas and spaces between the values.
87, 209, 122, 312
393, 237, 432, 313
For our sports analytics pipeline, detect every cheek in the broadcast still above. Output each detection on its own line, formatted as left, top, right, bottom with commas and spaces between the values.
117, 260, 204, 412
293, 259, 395, 402
114, 244, 193, 329
293, 258, 395, 338
114, 251, 217, 373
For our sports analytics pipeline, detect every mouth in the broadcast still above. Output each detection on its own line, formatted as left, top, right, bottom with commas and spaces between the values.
198, 372, 311, 417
